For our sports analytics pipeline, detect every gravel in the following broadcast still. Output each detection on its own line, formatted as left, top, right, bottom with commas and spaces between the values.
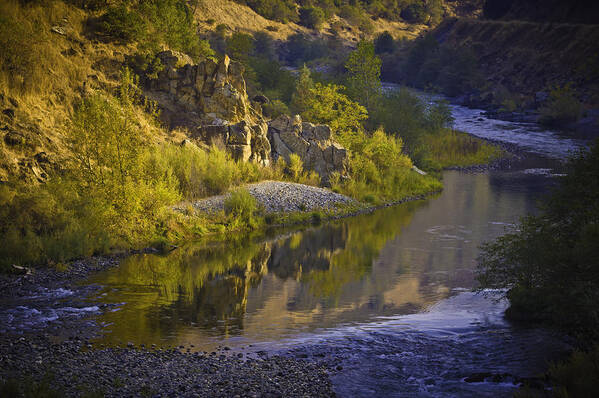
192, 181, 356, 214
0, 335, 336, 397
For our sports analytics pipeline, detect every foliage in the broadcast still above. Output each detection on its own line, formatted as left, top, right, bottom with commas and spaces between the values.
224, 188, 260, 229
392, 34, 482, 96
249, 57, 295, 103
548, 345, 599, 398
240, 0, 298, 23
226, 32, 255, 63
332, 128, 442, 203
539, 84, 583, 127
99, 4, 146, 43
97, 0, 211, 60
0, 69, 284, 270
282, 34, 328, 66
262, 99, 290, 118
477, 141, 599, 341
345, 41, 382, 112
374, 31, 395, 54
284, 154, 320, 186
290, 64, 314, 114
301, 82, 368, 140
418, 130, 501, 169
299, 6, 326, 30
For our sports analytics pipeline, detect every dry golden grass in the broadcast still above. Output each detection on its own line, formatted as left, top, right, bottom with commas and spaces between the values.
194, 0, 426, 44
0, 0, 175, 182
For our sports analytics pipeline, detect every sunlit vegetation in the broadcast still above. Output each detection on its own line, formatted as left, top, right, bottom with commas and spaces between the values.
233, 0, 445, 25
96, 0, 214, 60
0, 70, 281, 271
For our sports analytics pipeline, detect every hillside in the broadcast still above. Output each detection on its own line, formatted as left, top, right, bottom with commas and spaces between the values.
193, 0, 430, 43
438, 17, 599, 104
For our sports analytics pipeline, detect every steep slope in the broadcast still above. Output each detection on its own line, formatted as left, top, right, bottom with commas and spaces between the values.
437, 17, 599, 104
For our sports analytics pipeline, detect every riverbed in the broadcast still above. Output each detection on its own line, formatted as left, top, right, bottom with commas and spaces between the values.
1, 101, 588, 396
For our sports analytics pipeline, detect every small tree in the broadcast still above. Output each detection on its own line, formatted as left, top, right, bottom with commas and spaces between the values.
290, 64, 314, 114
302, 83, 368, 146
299, 6, 326, 30
345, 41, 382, 112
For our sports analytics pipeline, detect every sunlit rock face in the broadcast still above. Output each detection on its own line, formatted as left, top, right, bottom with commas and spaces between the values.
268, 114, 348, 185
147, 51, 270, 165
145, 51, 348, 176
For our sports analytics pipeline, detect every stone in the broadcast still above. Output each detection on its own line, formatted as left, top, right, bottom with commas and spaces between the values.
268, 115, 348, 184
228, 121, 252, 146
228, 144, 252, 162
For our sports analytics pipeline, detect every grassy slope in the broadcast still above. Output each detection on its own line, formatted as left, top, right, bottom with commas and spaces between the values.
194, 0, 428, 43
0, 1, 186, 183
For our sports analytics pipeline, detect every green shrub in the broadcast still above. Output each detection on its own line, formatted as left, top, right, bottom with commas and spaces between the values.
224, 188, 259, 229
99, 4, 146, 43
262, 99, 289, 118
549, 345, 599, 397
374, 31, 395, 54
299, 6, 325, 30
539, 84, 583, 127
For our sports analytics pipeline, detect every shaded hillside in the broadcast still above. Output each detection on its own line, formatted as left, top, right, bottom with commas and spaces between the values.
437, 17, 599, 103
483, 0, 599, 24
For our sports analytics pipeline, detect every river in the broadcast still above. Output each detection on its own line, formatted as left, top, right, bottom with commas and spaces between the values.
3, 100, 589, 396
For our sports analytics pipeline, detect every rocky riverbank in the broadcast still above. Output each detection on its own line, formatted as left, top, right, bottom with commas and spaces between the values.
0, 334, 335, 397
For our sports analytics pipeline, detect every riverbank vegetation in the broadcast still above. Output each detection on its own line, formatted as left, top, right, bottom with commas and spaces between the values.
0, 0, 501, 273
477, 140, 599, 395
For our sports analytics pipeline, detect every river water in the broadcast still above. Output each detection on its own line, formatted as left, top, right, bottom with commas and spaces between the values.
3, 101, 589, 396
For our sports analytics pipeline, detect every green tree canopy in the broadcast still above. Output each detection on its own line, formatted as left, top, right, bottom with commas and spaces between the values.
345, 40, 382, 112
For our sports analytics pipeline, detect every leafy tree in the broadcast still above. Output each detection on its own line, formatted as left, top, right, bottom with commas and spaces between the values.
477, 140, 599, 340
226, 32, 255, 63
345, 41, 382, 112
302, 83, 368, 143
290, 64, 314, 114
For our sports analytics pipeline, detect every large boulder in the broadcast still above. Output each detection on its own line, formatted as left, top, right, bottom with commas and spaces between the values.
268, 115, 348, 185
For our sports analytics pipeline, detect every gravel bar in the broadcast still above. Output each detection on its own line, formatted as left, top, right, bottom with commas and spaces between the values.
0, 335, 335, 397
192, 181, 356, 214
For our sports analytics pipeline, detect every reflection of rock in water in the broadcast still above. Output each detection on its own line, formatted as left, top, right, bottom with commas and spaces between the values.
268, 225, 348, 280
159, 243, 272, 336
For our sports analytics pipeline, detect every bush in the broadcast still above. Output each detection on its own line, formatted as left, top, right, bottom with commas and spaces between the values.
262, 99, 289, 118
224, 188, 259, 228
97, 1, 212, 60
539, 84, 583, 127
241, 0, 298, 23
477, 140, 599, 340
99, 4, 146, 43
299, 6, 325, 30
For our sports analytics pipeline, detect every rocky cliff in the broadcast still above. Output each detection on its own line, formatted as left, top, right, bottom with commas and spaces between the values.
145, 51, 348, 181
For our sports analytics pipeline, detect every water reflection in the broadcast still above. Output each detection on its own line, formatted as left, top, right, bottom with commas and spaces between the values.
88, 169, 552, 350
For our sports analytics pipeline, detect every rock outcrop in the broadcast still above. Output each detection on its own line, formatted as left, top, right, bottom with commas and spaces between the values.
268, 115, 348, 185
146, 51, 348, 177
147, 51, 270, 164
